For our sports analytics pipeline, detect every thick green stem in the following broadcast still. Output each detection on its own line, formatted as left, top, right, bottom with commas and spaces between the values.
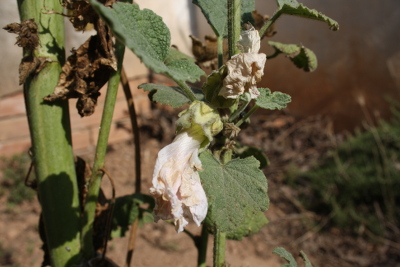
235, 104, 259, 127
227, 0, 241, 59
259, 10, 282, 38
17, 0, 82, 266
213, 229, 226, 267
81, 40, 126, 259
197, 226, 209, 267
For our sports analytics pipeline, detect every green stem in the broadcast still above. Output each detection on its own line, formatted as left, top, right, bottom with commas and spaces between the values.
227, 0, 241, 59
235, 104, 259, 127
197, 226, 209, 267
213, 229, 226, 267
81, 40, 126, 259
174, 79, 197, 102
266, 49, 282, 60
217, 36, 224, 68
259, 10, 282, 38
229, 92, 251, 122
17, 0, 82, 266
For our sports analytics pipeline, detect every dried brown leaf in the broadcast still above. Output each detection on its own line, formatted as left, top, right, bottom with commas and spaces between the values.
44, 20, 116, 117
3, 19, 39, 50
62, 0, 116, 31
190, 35, 220, 69
18, 56, 52, 85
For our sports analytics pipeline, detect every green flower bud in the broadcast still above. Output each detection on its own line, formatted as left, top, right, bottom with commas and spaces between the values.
176, 100, 223, 150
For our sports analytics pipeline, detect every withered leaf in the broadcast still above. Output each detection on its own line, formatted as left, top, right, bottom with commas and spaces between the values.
62, 0, 116, 31
190, 35, 224, 70
18, 56, 52, 85
44, 24, 116, 117
252, 10, 277, 39
3, 19, 39, 51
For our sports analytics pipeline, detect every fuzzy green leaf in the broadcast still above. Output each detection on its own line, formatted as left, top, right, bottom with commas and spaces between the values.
268, 41, 317, 72
273, 247, 298, 267
166, 59, 205, 83
276, 0, 339, 31
192, 0, 255, 37
90, 1, 204, 82
165, 47, 196, 63
209, 210, 268, 240
256, 88, 291, 110
139, 83, 204, 107
199, 151, 269, 238
300, 251, 314, 267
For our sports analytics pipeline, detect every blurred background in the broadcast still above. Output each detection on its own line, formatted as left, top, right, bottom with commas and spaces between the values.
0, 0, 399, 266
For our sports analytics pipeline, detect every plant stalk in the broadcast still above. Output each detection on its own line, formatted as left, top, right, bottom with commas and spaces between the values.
17, 0, 82, 266
174, 79, 197, 102
213, 229, 226, 267
197, 226, 209, 267
81, 40, 126, 259
259, 10, 282, 38
235, 104, 259, 127
227, 0, 241, 59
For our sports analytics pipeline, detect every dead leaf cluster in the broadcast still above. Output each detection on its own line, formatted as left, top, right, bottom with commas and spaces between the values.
44, 1, 117, 117
3, 19, 39, 51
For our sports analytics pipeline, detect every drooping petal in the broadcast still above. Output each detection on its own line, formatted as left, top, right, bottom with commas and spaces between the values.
150, 131, 208, 233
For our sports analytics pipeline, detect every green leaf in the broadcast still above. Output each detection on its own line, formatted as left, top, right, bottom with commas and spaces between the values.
268, 41, 318, 72
192, 0, 255, 37
165, 47, 196, 63
300, 251, 314, 267
256, 88, 291, 110
211, 210, 268, 240
90, 1, 204, 82
276, 0, 339, 31
199, 151, 269, 238
139, 83, 204, 107
111, 193, 155, 238
273, 247, 298, 267
166, 59, 205, 83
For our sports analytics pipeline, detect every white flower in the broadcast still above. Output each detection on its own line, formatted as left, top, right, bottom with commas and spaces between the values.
150, 130, 207, 233
219, 27, 266, 99
150, 101, 223, 233
220, 53, 266, 99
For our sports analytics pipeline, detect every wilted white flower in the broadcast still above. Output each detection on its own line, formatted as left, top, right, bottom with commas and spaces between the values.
220, 53, 266, 99
150, 101, 223, 233
219, 27, 266, 99
237, 26, 261, 53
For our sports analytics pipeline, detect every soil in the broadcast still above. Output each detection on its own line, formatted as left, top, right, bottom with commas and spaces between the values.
1, 106, 399, 267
